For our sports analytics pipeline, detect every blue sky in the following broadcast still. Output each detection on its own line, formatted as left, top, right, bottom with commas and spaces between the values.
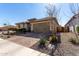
0, 3, 74, 26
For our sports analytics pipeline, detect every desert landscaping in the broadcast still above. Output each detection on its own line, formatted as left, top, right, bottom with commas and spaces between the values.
0, 3, 79, 56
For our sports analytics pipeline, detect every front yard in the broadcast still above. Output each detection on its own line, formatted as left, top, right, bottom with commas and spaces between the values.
0, 32, 79, 56
53, 33, 79, 56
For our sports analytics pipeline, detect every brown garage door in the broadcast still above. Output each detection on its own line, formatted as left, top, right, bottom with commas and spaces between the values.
33, 22, 50, 33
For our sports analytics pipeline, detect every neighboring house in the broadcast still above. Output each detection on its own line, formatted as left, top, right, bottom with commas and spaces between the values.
0, 25, 17, 34
57, 26, 69, 32
16, 17, 59, 33
0, 25, 17, 31
65, 14, 79, 33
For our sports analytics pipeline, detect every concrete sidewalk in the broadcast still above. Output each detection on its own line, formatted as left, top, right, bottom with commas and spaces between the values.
0, 38, 49, 56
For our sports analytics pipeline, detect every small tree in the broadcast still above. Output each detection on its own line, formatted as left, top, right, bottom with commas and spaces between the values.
45, 4, 61, 33
45, 4, 61, 19
3, 20, 10, 36
3, 23, 9, 35
3, 23, 7, 26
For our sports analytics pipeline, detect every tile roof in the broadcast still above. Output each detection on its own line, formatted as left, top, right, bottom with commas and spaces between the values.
16, 16, 59, 25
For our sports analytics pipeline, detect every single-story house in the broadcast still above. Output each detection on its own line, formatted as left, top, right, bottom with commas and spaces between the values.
0, 25, 17, 31
0, 25, 17, 34
65, 14, 79, 33
16, 17, 59, 33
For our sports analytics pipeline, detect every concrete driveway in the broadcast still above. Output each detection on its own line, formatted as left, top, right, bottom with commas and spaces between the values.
0, 38, 49, 56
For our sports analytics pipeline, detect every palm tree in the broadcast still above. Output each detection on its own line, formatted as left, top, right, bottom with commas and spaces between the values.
3, 23, 10, 37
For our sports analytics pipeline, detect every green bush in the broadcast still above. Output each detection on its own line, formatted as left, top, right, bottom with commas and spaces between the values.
21, 28, 27, 33
69, 38, 79, 45
39, 38, 47, 48
50, 34, 57, 44
70, 38, 76, 44
16, 28, 26, 33
38, 34, 58, 48
76, 26, 79, 33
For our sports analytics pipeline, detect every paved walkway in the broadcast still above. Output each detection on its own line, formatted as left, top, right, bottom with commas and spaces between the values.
0, 38, 49, 56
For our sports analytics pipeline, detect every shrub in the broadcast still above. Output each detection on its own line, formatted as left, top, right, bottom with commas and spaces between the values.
69, 38, 79, 45
16, 28, 27, 34
39, 38, 47, 48
76, 26, 79, 33
7, 35, 10, 38
38, 34, 58, 48
21, 28, 27, 33
70, 38, 76, 44
50, 34, 57, 44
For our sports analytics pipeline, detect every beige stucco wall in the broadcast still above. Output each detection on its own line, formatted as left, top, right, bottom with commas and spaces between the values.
16, 19, 59, 33
16, 24, 24, 29
16, 24, 20, 29
30, 20, 59, 33
16, 23, 28, 29
50, 20, 59, 33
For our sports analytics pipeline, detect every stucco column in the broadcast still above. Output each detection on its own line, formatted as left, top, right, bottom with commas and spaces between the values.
25, 23, 27, 30
31, 24, 33, 32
